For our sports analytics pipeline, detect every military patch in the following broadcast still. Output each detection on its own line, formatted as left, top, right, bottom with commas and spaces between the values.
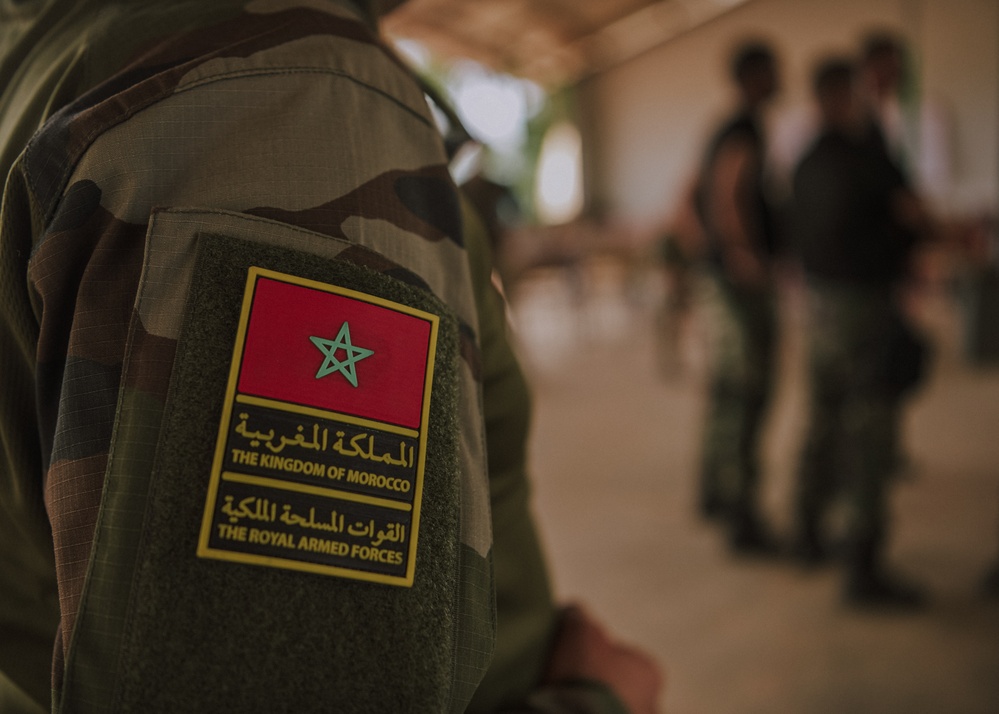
197, 267, 438, 586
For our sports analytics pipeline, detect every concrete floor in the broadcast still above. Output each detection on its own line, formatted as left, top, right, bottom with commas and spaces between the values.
507, 266, 999, 714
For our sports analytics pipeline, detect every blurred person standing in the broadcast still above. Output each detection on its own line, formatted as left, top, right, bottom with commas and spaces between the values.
858, 29, 948, 479
859, 31, 910, 169
790, 58, 930, 608
859, 30, 953, 208
695, 41, 783, 554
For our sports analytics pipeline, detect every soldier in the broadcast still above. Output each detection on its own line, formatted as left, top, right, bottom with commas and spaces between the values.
695, 41, 782, 553
0, 1, 660, 711
790, 58, 928, 608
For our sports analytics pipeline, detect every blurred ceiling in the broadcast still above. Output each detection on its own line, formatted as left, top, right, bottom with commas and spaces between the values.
383, 0, 753, 86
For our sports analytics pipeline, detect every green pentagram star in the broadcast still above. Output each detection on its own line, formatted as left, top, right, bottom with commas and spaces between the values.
309, 322, 374, 388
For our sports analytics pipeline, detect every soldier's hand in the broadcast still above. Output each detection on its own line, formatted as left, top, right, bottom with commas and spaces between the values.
545, 604, 664, 714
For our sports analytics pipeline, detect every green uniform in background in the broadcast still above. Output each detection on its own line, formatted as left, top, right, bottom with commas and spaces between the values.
696, 108, 780, 550
698, 273, 777, 525
792, 124, 922, 603
0, 1, 627, 711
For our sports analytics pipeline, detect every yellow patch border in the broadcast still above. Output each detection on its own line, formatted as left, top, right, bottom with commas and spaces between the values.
196, 266, 439, 587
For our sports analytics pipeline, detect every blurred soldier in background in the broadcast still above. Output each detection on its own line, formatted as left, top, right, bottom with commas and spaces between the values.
695, 41, 783, 554
790, 58, 930, 608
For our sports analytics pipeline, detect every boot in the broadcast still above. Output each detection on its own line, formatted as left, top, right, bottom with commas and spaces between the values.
790, 523, 832, 568
697, 460, 726, 521
698, 492, 726, 521
728, 507, 780, 556
980, 561, 999, 600
843, 538, 925, 609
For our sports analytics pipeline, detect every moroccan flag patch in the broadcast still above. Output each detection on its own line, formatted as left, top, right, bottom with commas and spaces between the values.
197, 267, 438, 586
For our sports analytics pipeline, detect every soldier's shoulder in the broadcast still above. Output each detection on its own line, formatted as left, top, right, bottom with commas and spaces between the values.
23, 2, 429, 220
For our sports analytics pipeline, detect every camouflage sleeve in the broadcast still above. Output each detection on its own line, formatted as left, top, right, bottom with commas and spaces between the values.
2, 2, 630, 712
1, 2, 496, 712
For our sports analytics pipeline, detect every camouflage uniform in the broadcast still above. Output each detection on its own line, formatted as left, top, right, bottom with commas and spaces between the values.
792, 125, 920, 598
796, 284, 897, 561
697, 275, 776, 524
0, 1, 626, 712
696, 110, 779, 544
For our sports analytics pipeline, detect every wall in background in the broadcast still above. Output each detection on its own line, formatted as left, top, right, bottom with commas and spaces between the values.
581, 0, 998, 231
